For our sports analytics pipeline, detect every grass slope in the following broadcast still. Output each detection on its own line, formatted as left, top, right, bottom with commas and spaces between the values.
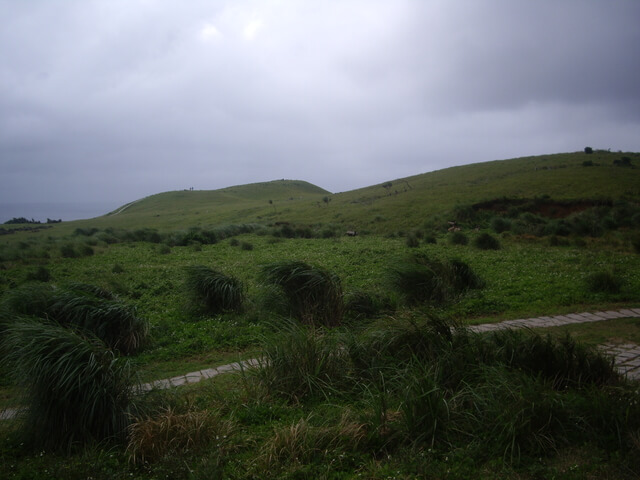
80, 151, 640, 234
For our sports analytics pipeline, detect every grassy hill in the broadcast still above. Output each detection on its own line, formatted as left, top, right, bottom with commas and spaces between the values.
60, 150, 639, 234
2, 150, 640, 478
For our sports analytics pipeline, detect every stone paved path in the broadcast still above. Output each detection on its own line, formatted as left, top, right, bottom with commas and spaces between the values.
2, 307, 639, 421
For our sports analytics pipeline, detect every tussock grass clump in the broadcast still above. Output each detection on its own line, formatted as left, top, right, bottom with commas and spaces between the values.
473, 232, 501, 250
262, 260, 343, 326
25, 265, 51, 282
449, 231, 468, 245
2, 319, 135, 450
491, 216, 511, 233
405, 233, 420, 248
388, 254, 483, 305
251, 320, 350, 402
259, 414, 366, 469
127, 406, 234, 464
484, 329, 618, 389
0, 283, 148, 355
585, 270, 623, 294
185, 265, 245, 314
60, 243, 78, 258
344, 290, 391, 320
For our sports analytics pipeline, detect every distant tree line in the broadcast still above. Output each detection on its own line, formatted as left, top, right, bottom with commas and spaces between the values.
3, 217, 62, 225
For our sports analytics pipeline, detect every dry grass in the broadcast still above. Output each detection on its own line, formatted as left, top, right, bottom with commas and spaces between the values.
127, 406, 234, 464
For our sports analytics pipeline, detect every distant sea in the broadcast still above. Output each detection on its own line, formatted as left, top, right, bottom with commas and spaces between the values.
0, 202, 120, 224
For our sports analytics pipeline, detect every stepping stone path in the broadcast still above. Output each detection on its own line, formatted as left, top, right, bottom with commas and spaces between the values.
2, 308, 640, 421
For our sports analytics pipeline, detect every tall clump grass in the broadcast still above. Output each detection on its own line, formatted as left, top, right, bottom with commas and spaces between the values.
1, 318, 135, 450
262, 260, 343, 326
387, 254, 483, 305
0, 283, 148, 355
185, 265, 245, 314
250, 320, 350, 402
127, 406, 234, 464
584, 269, 623, 294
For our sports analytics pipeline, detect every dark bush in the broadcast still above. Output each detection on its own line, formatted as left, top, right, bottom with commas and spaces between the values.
449, 231, 468, 245
473, 232, 501, 250
60, 244, 78, 258
584, 146, 593, 154
490, 216, 511, 233
241, 241, 254, 251
229, 238, 240, 247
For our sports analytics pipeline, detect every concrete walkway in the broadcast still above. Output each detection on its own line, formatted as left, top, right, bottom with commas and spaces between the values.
2, 307, 639, 421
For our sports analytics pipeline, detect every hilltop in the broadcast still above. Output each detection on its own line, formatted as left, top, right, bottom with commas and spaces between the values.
66, 150, 640, 234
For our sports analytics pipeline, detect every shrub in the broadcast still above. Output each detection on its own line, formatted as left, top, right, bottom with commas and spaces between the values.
585, 270, 623, 294
240, 241, 254, 251
584, 146, 593, 154
473, 232, 501, 250
632, 236, 640, 254
2, 319, 135, 450
229, 238, 240, 247
185, 265, 245, 314
158, 244, 171, 254
112, 263, 125, 274
262, 261, 343, 327
449, 231, 468, 245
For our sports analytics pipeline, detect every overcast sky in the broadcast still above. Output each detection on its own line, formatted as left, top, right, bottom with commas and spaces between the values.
1, 0, 639, 220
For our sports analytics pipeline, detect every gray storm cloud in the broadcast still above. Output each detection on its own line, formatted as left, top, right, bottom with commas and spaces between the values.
1, 0, 639, 213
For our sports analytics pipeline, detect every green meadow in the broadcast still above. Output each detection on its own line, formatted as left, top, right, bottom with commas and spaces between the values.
2, 151, 640, 478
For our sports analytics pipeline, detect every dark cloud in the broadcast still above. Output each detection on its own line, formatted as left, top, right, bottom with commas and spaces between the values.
1, 0, 639, 220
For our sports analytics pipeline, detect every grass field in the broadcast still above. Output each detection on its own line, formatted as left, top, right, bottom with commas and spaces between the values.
2, 151, 640, 478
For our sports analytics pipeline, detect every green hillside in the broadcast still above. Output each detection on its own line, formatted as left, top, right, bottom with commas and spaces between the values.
73, 150, 640, 234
